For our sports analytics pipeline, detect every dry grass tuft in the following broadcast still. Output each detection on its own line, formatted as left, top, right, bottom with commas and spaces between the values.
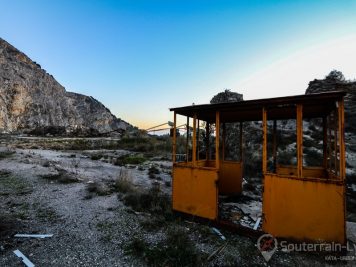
113, 169, 135, 193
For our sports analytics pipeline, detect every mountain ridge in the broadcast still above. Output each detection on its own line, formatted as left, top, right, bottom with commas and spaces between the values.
0, 37, 131, 136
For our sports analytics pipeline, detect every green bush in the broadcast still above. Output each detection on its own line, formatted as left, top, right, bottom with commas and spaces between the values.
114, 155, 147, 166
123, 156, 146, 165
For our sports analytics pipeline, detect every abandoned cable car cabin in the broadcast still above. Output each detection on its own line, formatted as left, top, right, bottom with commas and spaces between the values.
170, 91, 346, 244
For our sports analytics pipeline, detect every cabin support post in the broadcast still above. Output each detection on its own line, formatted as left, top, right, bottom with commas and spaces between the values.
328, 117, 332, 171
222, 123, 226, 161
338, 100, 345, 180
193, 114, 197, 166
334, 109, 339, 175
273, 120, 277, 170
262, 107, 267, 174
173, 112, 177, 163
186, 117, 189, 162
297, 104, 303, 178
197, 119, 200, 161
206, 122, 210, 160
215, 111, 220, 170
323, 117, 327, 169
239, 122, 243, 162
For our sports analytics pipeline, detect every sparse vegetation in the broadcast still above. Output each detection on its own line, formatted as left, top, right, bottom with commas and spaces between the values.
86, 182, 111, 197
91, 154, 102, 160
96, 221, 117, 242
123, 185, 173, 220
148, 165, 160, 179
0, 149, 15, 160
0, 170, 32, 195
68, 139, 92, 150
85, 169, 136, 199
117, 135, 172, 156
115, 154, 147, 166
125, 228, 204, 267
40, 169, 79, 184
36, 206, 60, 222
42, 160, 51, 167
113, 169, 135, 193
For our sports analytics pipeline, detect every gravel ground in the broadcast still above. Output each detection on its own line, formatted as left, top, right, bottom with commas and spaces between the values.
0, 145, 355, 266
0, 147, 169, 266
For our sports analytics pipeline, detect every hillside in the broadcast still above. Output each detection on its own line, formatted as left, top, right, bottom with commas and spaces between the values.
0, 38, 130, 136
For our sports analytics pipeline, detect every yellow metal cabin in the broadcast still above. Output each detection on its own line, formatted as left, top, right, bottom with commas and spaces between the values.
170, 91, 346, 244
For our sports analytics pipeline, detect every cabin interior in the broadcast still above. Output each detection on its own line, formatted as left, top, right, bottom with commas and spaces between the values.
170, 91, 346, 244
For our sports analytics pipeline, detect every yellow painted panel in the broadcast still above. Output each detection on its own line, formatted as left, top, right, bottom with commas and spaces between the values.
263, 174, 345, 243
173, 166, 218, 220
219, 161, 243, 195
276, 165, 326, 178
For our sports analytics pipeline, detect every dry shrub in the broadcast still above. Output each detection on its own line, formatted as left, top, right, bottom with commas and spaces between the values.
123, 185, 173, 220
114, 169, 135, 193
125, 227, 203, 267
40, 169, 79, 184
86, 182, 111, 196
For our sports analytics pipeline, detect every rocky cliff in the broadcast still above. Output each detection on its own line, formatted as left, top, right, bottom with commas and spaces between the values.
0, 38, 130, 136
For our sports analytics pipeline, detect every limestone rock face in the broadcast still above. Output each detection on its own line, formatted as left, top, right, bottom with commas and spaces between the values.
0, 38, 130, 136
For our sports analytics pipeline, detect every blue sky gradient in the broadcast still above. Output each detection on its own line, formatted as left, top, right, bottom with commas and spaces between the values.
1, 0, 356, 128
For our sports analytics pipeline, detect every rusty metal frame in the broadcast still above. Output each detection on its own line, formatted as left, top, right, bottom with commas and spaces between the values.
170, 91, 347, 244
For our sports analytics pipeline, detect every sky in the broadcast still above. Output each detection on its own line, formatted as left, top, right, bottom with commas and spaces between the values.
1, 0, 356, 130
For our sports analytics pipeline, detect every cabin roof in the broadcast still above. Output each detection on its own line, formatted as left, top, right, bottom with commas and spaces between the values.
169, 91, 346, 122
